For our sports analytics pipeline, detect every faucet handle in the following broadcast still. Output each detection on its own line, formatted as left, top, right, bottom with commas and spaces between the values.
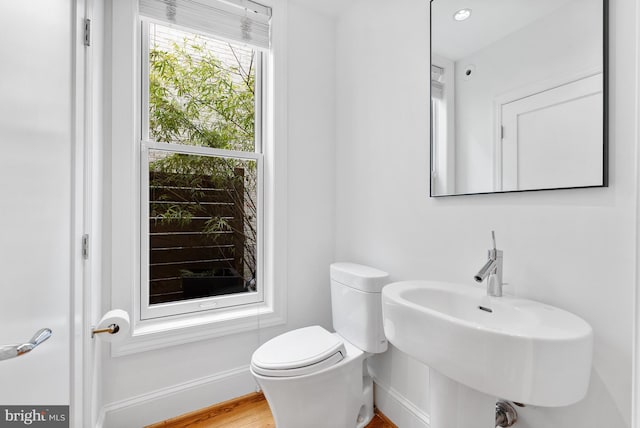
491, 230, 497, 251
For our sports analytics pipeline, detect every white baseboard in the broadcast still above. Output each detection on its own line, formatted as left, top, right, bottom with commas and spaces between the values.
374, 378, 430, 428
96, 365, 429, 428
97, 365, 255, 428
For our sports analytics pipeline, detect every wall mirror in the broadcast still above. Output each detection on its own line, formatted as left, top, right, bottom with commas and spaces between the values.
430, 0, 607, 197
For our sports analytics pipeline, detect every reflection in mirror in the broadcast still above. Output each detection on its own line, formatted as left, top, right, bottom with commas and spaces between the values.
430, 0, 607, 196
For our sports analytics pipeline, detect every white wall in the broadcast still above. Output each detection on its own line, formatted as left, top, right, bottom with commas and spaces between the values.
0, 0, 73, 407
99, 2, 336, 426
336, 1, 636, 428
285, 0, 337, 340
453, 0, 603, 193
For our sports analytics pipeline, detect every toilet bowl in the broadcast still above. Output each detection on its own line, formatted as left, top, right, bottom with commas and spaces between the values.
250, 263, 389, 428
251, 326, 372, 428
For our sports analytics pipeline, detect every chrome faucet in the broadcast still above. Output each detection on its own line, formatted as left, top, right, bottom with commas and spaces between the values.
474, 231, 504, 297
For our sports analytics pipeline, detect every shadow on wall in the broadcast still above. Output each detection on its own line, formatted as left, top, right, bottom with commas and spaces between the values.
515, 368, 626, 428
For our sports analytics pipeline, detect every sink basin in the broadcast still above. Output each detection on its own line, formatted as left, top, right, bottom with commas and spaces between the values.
381, 280, 593, 407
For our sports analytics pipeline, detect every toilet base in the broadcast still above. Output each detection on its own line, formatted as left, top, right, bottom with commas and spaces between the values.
252, 340, 372, 428
357, 369, 374, 428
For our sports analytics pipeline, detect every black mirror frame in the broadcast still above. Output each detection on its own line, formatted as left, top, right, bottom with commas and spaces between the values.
429, 0, 609, 197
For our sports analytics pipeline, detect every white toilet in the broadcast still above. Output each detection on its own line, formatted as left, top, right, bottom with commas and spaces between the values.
250, 262, 389, 428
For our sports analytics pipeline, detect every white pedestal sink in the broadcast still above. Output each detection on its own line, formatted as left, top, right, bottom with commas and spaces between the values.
381, 281, 593, 427
430, 370, 496, 428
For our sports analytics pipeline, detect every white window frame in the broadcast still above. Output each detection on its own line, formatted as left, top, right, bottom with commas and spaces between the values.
108, 0, 287, 356
139, 19, 265, 319
430, 54, 456, 196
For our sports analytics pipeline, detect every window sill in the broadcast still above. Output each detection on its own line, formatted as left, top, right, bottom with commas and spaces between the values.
110, 302, 285, 357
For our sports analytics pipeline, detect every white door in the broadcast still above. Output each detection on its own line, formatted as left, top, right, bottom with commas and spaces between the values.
499, 73, 603, 191
0, 1, 75, 424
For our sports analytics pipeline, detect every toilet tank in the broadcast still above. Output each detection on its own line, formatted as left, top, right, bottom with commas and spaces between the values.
330, 263, 389, 354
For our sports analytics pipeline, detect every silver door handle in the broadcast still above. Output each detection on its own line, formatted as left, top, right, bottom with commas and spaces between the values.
0, 328, 52, 361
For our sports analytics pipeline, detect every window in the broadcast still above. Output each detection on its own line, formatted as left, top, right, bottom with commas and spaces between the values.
139, 0, 271, 319
108, 0, 285, 355
430, 57, 456, 195
431, 64, 445, 188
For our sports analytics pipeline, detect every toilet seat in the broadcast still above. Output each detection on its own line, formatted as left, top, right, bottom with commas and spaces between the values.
251, 326, 346, 377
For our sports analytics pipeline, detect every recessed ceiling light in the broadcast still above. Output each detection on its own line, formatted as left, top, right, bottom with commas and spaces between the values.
453, 8, 472, 21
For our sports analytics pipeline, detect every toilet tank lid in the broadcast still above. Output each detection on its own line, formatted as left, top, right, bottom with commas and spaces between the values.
330, 262, 389, 293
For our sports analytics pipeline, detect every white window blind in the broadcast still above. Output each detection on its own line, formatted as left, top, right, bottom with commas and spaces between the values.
139, 0, 271, 49
431, 64, 444, 99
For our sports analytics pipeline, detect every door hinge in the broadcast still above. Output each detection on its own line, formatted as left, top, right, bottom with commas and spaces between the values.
82, 234, 90, 260
83, 19, 91, 47
501, 125, 505, 139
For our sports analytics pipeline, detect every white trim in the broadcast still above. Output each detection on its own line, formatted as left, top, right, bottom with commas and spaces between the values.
492, 68, 604, 192
632, 0, 640, 425
111, 303, 283, 356
262, 0, 288, 339
492, 67, 604, 108
72, 0, 90, 426
141, 19, 150, 143
144, 140, 263, 160
430, 54, 455, 196
97, 365, 255, 428
110, 0, 140, 333
373, 377, 430, 428
83, 0, 108, 425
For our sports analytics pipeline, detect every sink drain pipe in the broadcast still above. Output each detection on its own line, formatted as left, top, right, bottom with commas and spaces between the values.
495, 400, 518, 427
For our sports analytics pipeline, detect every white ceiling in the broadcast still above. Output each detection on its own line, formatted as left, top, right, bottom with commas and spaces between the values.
432, 0, 579, 61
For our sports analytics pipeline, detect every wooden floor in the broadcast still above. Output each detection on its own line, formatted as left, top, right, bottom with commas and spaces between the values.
146, 392, 397, 428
